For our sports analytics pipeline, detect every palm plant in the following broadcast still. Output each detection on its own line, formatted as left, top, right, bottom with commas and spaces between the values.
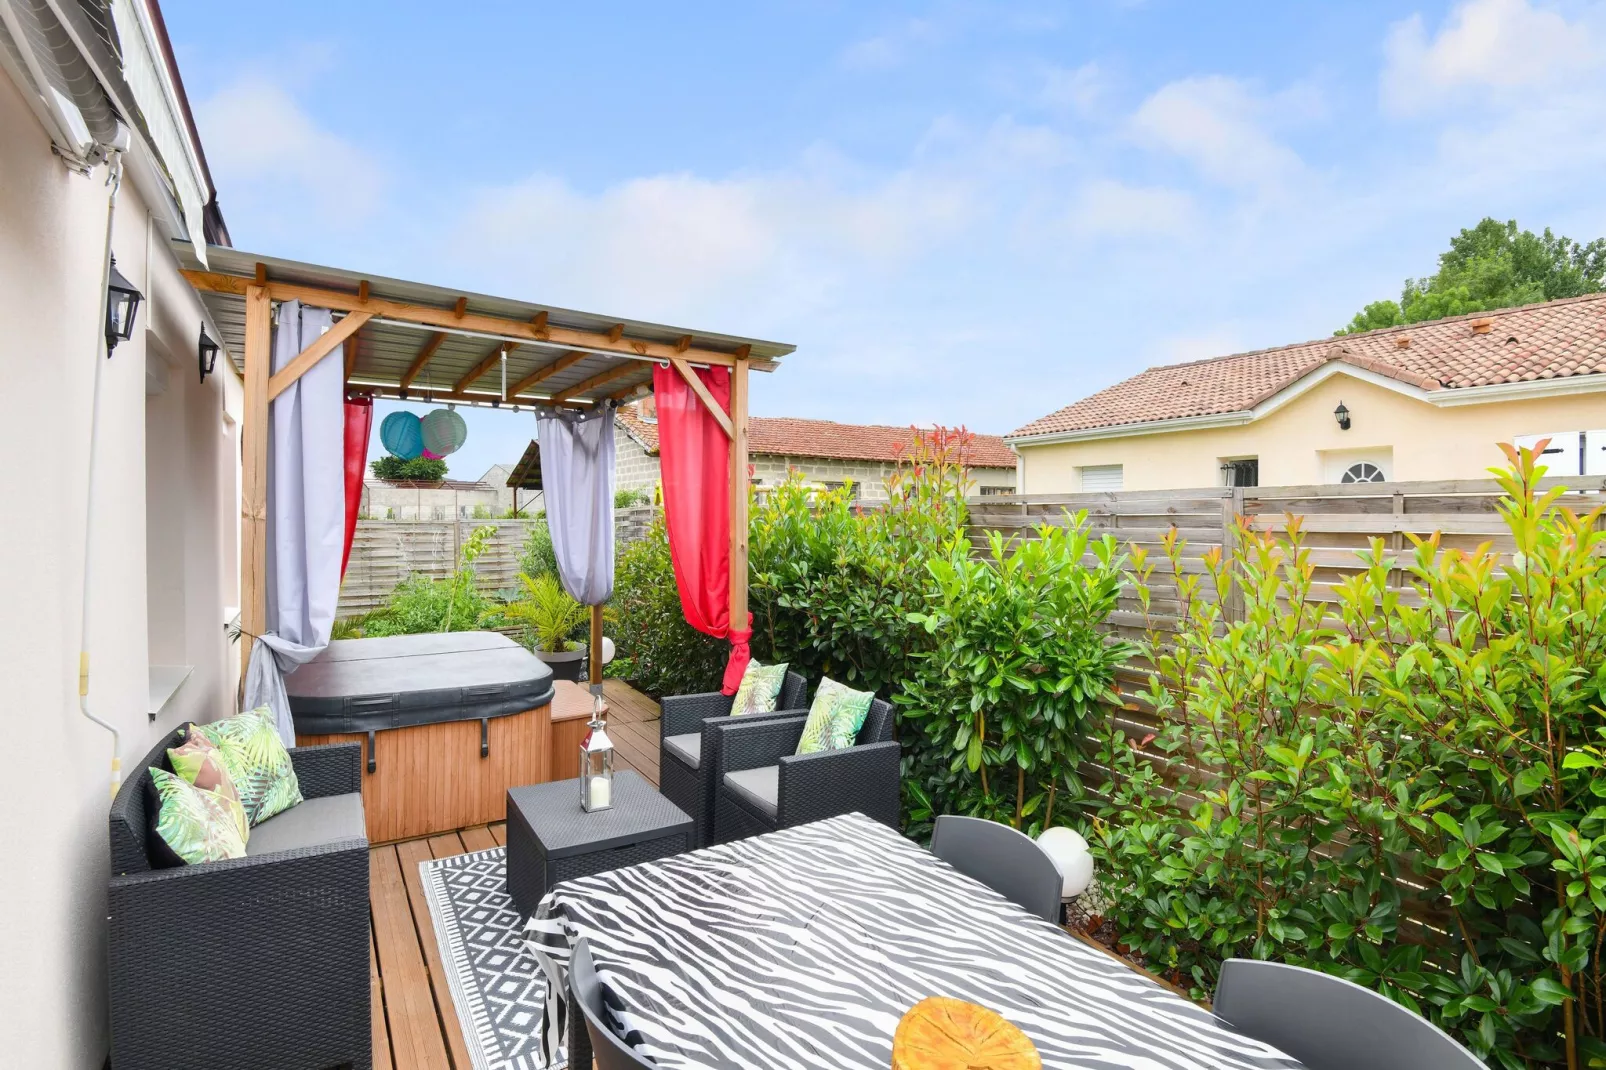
502, 572, 590, 653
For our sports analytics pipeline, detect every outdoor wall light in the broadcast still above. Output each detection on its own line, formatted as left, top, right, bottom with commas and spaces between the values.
1334, 401, 1351, 431
197, 325, 220, 383
105, 256, 143, 354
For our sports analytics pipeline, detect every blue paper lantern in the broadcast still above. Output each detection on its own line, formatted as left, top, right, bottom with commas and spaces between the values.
380, 411, 423, 460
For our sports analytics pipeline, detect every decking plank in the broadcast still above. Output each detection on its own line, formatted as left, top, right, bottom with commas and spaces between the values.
427, 831, 466, 859
398, 837, 472, 1070
371, 925, 394, 1070
371, 846, 452, 1070
460, 824, 498, 853
489, 821, 507, 846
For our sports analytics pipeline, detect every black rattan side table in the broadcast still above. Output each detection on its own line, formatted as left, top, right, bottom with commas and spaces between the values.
506, 770, 693, 919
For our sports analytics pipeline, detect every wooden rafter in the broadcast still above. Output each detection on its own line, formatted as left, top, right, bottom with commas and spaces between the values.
400, 332, 448, 390
454, 341, 514, 394
508, 350, 585, 398
670, 356, 733, 438
180, 269, 768, 369
550, 362, 639, 404
343, 334, 360, 379
268, 311, 372, 402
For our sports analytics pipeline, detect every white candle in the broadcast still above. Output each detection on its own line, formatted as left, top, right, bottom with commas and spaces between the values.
588, 777, 611, 809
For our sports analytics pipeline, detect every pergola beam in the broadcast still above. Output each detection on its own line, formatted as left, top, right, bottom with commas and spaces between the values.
670, 357, 733, 439
508, 350, 585, 397
181, 269, 760, 369
267, 311, 372, 402
454, 341, 514, 394
240, 284, 271, 673
549, 362, 640, 404
729, 355, 751, 640
399, 332, 447, 390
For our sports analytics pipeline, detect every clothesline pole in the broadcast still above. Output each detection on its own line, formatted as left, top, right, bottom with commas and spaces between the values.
589, 603, 604, 700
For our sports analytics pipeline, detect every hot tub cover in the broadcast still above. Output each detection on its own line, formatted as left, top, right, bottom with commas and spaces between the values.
286, 632, 554, 734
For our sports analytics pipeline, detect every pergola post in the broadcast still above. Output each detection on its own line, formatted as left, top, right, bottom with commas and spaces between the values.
240, 284, 271, 673
728, 355, 750, 638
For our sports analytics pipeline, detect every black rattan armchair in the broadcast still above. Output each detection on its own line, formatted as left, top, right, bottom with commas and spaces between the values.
710, 697, 899, 844
107, 724, 370, 1070
658, 672, 808, 847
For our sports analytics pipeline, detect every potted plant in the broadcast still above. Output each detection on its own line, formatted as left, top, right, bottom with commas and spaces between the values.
502, 572, 591, 681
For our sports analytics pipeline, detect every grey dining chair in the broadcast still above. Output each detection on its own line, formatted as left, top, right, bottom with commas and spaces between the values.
931, 815, 1063, 923
569, 938, 658, 1069
1213, 958, 1484, 1070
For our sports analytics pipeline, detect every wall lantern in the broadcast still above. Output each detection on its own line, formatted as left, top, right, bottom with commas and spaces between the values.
105, 256, 143, 354
197, 325, 220, 383
1333, 401, 1351, 431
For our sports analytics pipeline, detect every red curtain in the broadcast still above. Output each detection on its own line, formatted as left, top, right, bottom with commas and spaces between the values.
651, 365, 751, 693
341, 398, 373, 579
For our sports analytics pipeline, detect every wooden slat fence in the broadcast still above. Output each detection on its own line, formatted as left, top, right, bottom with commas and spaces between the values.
338, 504, 657, 618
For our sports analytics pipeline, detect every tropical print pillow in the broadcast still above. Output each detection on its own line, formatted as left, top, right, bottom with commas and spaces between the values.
148, 767, 248, 864
731, 660, 789, 716
796, 677, 875, 755
168, 725, 248, 840
197, 707, 303, 826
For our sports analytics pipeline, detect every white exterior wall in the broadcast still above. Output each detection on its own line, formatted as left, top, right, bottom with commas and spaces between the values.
0, 70, 241, 1068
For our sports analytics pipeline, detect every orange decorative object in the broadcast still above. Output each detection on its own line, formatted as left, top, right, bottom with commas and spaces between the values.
891, 996, 1042, 1070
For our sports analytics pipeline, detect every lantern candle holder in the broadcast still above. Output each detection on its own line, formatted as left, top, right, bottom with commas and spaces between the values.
579, 696, 614, 813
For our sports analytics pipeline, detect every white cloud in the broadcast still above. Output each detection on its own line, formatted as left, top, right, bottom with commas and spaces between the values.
196, 76, 384, 228
840, 17, 941, 71
1129, 76, 1305, 189
1382, 0, 1602, 114
1068, 180, 1193, 237
1039, 62, 1106, 114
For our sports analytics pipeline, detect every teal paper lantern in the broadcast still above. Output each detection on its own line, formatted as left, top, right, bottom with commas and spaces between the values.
380, 411, 423, 460
421, 407, 468, 457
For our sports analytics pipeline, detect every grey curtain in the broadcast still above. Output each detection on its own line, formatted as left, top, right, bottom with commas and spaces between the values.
244, 300, 344, 744
534, 403, 616, 605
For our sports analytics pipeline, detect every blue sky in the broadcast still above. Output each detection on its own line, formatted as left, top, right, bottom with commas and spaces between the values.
163, 0, 1606, 480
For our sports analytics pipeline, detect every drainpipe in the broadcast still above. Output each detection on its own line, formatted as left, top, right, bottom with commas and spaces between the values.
79, 134, 131, 799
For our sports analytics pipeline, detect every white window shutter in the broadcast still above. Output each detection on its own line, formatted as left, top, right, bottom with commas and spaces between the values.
1514, 432, 1581, 477
1079, 464, 1124, 492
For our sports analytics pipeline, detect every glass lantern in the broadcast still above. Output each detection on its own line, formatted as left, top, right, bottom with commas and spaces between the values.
579, 697, 614, 813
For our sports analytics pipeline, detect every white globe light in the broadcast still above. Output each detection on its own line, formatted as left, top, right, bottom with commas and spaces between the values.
1037, 826, 1095, 898
600, 636, 616, 666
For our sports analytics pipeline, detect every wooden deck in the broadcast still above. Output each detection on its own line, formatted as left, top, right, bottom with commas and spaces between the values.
368, 679, 660, 1070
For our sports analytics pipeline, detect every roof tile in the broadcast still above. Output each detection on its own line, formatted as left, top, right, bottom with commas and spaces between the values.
616, 409, 1015, 468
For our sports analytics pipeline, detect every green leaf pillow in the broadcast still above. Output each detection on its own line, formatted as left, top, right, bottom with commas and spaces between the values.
168, 724, 248, 841
197, 707, 303, 826
148, 768, 248, 864
796, 677, 875, 755
731, 660, 789, 715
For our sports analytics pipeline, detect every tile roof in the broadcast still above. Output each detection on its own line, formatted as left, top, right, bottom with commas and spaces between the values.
1009, 293, 1606, 439
615, 408, 1016, 468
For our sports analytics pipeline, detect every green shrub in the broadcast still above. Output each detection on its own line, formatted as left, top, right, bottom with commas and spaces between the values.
1091, 446, 1606, 1068
363, 524, 499, 636
371, 455, 447, 481
615, 488, 650, 509
519, 518, 558, 580
901, 517, 1131, 839
502, 572, 589, 653
611, 512, 726, 697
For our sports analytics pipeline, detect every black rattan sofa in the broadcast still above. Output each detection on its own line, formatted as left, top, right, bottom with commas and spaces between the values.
710, 697, 900, 843
107, 723, 370, 1070
658, 672, 808, 847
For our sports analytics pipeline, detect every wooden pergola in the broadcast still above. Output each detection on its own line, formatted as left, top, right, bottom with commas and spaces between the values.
177, 244, 794, 674
506, 440, 543, 517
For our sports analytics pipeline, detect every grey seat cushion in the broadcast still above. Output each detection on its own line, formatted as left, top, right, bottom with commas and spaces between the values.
663, 732, 701, 770
246, 793, 366, 856
723, 766, 779, 819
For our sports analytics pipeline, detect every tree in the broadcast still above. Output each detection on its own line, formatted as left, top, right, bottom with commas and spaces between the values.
370, 455, 447, 481
1336, 218, 1606, 335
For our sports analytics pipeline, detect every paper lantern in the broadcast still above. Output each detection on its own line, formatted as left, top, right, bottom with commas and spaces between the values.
1037, 827, 1094, 898
422, 448, 443, 460
421, 407, 468, 457
380, 411, 423, 460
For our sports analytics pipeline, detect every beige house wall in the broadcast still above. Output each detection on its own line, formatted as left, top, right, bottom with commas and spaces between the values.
1017, 371, 1606, 492
0, 72, 242, 1067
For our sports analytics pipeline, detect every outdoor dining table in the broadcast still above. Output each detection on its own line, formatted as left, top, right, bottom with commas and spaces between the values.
525, 812, 1304, 1069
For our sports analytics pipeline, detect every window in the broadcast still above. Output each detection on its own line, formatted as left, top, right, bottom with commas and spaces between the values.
1219, 458, 1259, 488
1078, 464, 1123, 492
1341, 462, 1387, 484
978, 485, 1013, 496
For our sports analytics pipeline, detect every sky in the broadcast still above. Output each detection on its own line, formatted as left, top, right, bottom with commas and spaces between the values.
162, 0, 1606, 481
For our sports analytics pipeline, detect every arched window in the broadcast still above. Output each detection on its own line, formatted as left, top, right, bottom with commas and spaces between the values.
1341, 461, 1386, 484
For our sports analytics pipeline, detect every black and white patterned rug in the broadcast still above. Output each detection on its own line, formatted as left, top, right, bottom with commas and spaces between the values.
419, 847, 562, 1070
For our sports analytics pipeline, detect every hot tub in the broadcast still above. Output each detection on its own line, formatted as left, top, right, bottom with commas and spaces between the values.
288, 632, 555, 843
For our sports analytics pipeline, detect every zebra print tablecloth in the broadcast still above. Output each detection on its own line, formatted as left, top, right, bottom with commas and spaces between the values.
525, 813, 1304, 1069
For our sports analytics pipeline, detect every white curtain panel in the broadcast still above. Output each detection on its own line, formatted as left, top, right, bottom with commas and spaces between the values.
533, 403, 616, 606
244, 300, 343, 745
